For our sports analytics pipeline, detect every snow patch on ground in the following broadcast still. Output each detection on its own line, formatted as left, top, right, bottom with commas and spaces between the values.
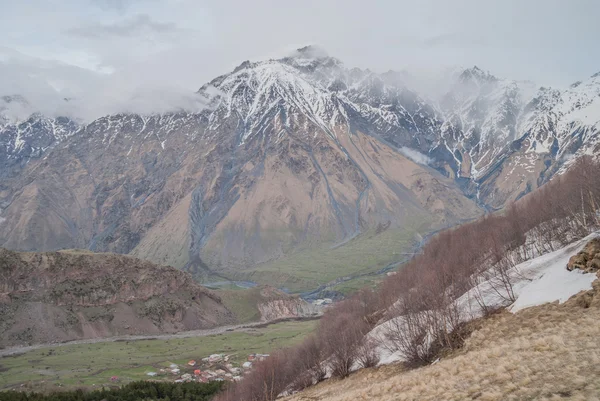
509, 235, 598, 312
461, 232, 598, 316
370, 232, 600, 365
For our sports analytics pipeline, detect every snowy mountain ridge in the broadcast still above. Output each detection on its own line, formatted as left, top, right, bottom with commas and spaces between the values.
197, 52, 600, 209
198, 47, 439, 151
1, 48, 599, 275
2, 48, 600, 208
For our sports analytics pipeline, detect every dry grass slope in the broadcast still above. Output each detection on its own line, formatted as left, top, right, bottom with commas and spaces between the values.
286, 283, 600, 401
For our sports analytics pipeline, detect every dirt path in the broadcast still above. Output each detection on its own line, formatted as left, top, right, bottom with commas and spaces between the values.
0, 317, 318, 357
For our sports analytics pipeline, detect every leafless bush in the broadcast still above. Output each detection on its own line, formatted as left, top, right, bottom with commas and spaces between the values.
215, 348, 299, 401
383, 312, 430, 365
319, 310, 365, 378
294, 335, 326, 386
356, 336, 380, 368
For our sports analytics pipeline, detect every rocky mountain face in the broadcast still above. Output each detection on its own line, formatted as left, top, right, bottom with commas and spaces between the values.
0, 248, 235, 347
436, 67, 600, 208
0, 47, 598, 283
0, 96, 77, 180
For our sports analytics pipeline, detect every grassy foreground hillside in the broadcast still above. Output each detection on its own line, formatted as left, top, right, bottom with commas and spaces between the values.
284, 290, 600, 401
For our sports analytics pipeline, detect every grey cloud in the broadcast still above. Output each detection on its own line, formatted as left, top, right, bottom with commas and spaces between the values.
67, 14, 179, 39
93, 0, 131, 11
0, 47, 216, 122
91, 0, 153, 12
422, 32, 489, 48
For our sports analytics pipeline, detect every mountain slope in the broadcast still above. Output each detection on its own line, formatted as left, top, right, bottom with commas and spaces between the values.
285, 293, 600, 401
435, 68, 600, 208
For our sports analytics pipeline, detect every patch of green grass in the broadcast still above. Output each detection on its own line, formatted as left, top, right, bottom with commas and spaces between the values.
230, 224, 428, 293
328, 275, 383, 296
218, 287, 265, 323
0, 320, 316, 391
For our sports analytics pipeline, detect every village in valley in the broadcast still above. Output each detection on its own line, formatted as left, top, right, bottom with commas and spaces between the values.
127, 353, 271, 385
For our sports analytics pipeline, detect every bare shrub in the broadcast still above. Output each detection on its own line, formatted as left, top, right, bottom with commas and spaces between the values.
384, 313, 432, 366
319, 304, 371, 378
356, 336, 380, 368
293, 335, 326, 387
215, 348, 299, 401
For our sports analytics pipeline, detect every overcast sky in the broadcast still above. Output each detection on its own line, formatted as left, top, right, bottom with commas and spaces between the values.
1, 0, 599, 119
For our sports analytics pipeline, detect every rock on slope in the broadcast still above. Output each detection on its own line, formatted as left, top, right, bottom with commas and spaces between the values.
255, 286, 319, 322
0, 248, 235, 347
218, 285, 320, 323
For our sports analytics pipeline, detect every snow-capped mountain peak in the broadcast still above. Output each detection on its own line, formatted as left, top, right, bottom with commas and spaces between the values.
458, 66, 498, 86
282, 45, 343, 70
197, 48, 438, 149
521, 71, 600, 162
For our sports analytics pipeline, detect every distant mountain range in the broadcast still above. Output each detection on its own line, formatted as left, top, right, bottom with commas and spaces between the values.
1, 46, 598, 288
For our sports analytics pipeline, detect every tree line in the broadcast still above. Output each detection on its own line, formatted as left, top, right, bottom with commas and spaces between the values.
216, 156, 600, 401
0, 381, 223, 401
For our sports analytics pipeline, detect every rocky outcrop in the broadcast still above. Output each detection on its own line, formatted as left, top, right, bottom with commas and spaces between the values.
0, 248, 235, 347
567, 238, 600, 273
256, 287, 320, 321
257, 299, 319, 321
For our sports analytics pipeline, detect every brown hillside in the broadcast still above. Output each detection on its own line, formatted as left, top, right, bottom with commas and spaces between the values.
0, 248, 235, 348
